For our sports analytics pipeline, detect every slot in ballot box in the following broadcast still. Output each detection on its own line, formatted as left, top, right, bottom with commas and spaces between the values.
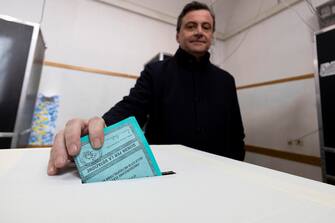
1, 145, 335, 223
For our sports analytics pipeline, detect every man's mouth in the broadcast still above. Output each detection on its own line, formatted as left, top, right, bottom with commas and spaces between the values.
190, 40, 206, 44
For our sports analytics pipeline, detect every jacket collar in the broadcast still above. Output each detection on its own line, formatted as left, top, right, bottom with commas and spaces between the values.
174, 47, 210, 68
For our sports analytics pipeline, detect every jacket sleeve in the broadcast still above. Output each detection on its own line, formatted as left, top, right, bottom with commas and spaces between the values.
102, 65, 153, 128
229, 78, 245, 161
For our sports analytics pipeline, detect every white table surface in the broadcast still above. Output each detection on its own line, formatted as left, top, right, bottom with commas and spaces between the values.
1, 145, 335, 223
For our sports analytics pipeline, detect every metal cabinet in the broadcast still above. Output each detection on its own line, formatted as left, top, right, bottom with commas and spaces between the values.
315, 25, 335, 185
0, 15, 46, 149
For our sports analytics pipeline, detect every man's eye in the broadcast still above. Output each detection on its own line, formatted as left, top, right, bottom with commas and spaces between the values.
202, 24, 212, 31
185, 24, 196, 30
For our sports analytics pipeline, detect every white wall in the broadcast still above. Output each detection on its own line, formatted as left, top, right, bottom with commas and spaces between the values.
41, 0, 179, 75
39, 0, 180, 133
0, 0, 44, 22
221, 0, 328, 181
222, 0, 317, 83
38, 66, 136, 133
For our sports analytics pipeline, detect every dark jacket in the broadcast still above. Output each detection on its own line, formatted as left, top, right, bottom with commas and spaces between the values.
103, 48, 245, 160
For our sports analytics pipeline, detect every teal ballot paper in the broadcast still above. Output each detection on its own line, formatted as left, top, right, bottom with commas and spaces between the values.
74, 117, 161, 183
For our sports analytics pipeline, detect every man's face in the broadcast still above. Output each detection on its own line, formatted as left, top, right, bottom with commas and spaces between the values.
176, 9, 214, 58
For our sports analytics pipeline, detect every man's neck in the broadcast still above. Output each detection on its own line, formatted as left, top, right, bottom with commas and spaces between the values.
180, 48, 207, 61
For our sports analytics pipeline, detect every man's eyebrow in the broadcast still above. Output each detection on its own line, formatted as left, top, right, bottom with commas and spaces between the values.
184, 21, 197, 24
184, 21, 211, 25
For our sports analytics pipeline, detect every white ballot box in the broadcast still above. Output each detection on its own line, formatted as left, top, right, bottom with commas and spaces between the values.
1, 145, 335, 223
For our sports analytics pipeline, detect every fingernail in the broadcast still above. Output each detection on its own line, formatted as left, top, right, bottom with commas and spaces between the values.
71, 144, 78, 154
48, 166, 55, 175
93, 138, 101, 148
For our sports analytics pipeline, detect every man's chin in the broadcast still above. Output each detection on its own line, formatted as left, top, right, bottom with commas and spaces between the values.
181, 46, 209, 57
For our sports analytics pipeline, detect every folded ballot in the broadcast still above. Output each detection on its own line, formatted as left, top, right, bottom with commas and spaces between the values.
74, 117, 161, 183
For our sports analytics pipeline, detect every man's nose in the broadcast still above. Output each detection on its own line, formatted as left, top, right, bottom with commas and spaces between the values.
194, 26, 204, 35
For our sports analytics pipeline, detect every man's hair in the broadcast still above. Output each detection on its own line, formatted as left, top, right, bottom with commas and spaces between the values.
176, 1, 216, 33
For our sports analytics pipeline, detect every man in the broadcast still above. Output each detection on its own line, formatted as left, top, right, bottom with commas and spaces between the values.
48, 1, 245, 176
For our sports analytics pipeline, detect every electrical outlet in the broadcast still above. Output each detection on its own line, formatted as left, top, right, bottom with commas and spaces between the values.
295, 139, 303, 146
287, 139, 304, 146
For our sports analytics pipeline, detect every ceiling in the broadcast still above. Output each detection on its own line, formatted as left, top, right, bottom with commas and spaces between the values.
124, 0, 237, 32
96, 0, 237, 34
96, 0, 307, 40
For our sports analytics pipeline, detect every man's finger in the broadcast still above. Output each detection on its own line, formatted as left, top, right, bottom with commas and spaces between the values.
47, 149, 57, 175
64, 119, 86, 156
88, 117, 105, 149
48, 130, 68, 175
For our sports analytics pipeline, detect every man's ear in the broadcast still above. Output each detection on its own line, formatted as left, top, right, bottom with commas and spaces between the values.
176, 32, 180, 44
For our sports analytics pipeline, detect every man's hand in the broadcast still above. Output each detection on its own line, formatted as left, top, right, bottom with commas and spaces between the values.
47, 117, 105, 175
